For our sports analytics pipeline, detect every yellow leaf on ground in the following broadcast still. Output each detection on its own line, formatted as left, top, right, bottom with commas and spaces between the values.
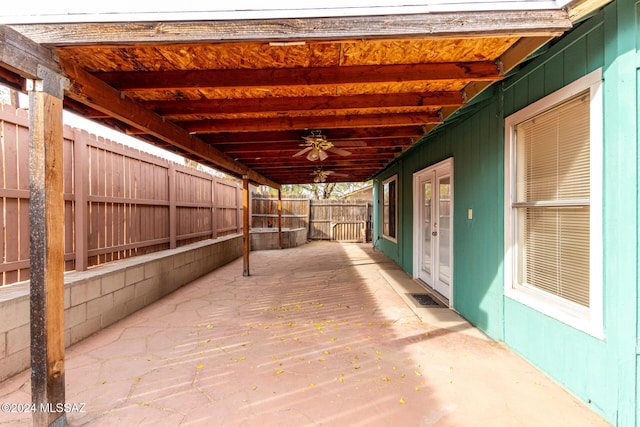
196, 364, 204, 370
400, 397, 407, 404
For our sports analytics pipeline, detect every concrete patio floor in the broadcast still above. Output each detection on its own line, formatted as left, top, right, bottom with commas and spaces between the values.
0, 241, 610, 426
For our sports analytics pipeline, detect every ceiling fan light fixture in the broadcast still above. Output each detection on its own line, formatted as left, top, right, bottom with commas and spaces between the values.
307, 148, 321, 161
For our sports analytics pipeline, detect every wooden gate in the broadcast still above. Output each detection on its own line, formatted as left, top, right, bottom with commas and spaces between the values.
309, 200, 372, 242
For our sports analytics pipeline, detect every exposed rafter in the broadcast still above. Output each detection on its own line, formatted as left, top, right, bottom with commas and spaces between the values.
95, 62, 502, 91
143, 91, 465, 117
61, 60, 279, 188
0, 5, 576, 185
181, 112, 442, 134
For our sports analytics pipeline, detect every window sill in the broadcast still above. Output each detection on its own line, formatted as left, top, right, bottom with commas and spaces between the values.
381, 234, 398, 243
505, 285, 604, 340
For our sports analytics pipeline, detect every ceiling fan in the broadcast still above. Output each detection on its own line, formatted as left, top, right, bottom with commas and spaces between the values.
311, 167, 348, 183
293, 130, 353, 161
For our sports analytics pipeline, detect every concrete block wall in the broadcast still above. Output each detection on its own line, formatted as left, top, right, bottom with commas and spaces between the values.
250, 228, 308, 250
0, 234, 242, 382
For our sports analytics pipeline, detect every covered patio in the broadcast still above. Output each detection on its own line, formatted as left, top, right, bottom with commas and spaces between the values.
0, 242, 608, 426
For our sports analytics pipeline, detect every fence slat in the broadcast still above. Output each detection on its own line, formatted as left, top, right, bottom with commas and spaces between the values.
0, 105, 244, 286
251, 195, 372, 243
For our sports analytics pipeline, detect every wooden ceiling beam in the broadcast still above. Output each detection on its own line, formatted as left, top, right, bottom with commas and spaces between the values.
145, 91, 463, 117
220, 140, 409, 153
259, 163, 386, 170
193, 127, 425, 143
247, 161, 391, 169
0, 66, 23, 90
183, 112, 441, 134
238, 152, 399, 162
96, 62, 500, 91
61, 60, 280, 188
440, 35, 555, 122
263, 172, 379, 184
0, 26, 61, 79
8, 10, 571, 45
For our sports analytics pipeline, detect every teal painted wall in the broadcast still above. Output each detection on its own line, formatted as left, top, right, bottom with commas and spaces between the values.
373, 0, 639, 424
502, 2, 637, 424
373, 93, 506, 340
636, 1, 640, 423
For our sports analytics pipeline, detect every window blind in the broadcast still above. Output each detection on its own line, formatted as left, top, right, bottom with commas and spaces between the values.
514, 92, 590, 307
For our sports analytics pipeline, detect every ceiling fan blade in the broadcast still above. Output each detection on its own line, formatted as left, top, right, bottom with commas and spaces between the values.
293, 147, 312, 157
333, 141, 367, 147
328, 147, 352, 156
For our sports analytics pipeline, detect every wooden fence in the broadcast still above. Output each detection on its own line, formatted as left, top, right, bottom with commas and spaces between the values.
0, 104, 242, 286
251, 194, 372, 243
251, 194, 310, 229
309, 199, 372, 242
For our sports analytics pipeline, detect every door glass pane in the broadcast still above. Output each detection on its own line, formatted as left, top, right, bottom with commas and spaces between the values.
438, 177, 451, 284
423, 181, 432, 274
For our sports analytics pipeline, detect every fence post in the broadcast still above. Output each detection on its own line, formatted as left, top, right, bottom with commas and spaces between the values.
329, 203, 334, 241
278, 189, 283, 249
168, 163, 177, 249
307, 198, 312, 238
211, 177, 218, 239
73, 129, 88, 271
362, 202, 367, 244
236, 184, 242, 234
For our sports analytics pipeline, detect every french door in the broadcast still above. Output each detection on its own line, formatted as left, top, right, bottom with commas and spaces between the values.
413, 158, 453, 301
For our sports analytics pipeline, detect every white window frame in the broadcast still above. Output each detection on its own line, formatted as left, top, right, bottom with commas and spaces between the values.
382, 175, 398, 242
504, 68, 603, 338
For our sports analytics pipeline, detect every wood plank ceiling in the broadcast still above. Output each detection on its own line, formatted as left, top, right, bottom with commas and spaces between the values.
1, 10, 575, 186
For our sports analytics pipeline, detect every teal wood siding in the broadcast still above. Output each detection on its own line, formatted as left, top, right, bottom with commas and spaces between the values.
504, 2, 637, 424
637, 2, 640, 424
373, 0, 639, 423
374, 94, 506, 339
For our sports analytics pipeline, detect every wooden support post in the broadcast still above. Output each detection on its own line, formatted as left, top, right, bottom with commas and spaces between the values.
28, 76, 66, 427
168, 163, 177, 249
242, 177, 250, 276
277, 189, 283, 249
